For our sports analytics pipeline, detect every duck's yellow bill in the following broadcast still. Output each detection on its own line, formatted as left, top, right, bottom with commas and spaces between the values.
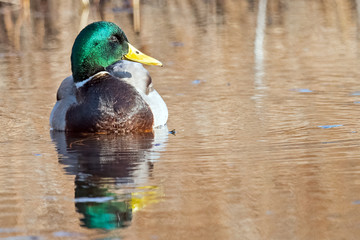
124, 43, 163, 66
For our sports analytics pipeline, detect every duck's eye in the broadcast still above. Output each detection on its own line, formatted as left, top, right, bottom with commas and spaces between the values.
109, 35, 119, 43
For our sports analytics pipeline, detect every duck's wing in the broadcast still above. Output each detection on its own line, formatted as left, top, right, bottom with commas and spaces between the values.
50, 76, 77, 131
107, 60, 168, 128
65, 73, 154, 133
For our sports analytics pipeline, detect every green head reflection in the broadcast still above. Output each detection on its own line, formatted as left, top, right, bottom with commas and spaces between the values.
75, 179, 161, 230
75, 180, 130, 229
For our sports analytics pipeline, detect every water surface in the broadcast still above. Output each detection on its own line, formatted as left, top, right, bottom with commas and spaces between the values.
1, 0, 360, 239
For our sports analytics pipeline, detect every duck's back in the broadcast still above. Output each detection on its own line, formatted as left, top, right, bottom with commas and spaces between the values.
66, 73, 154, 133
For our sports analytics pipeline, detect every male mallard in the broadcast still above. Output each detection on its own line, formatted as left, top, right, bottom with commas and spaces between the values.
50, 21, 168, 133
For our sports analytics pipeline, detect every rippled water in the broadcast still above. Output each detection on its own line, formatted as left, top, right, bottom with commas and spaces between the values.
1, 0, 360, 239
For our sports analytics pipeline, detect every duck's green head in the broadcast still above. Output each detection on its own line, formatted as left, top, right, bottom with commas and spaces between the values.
71, 21, 162, 82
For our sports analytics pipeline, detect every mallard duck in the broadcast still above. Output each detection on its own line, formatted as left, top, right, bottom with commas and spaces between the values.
50, 21, 168, 133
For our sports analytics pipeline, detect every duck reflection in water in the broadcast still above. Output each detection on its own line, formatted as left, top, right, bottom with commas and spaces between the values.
50, 128, 168, 230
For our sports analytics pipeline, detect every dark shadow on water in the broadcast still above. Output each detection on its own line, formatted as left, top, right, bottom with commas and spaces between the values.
50, 128, 168, 230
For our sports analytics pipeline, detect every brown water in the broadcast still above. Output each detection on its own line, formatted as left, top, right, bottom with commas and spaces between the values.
1, 0, 360, 239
